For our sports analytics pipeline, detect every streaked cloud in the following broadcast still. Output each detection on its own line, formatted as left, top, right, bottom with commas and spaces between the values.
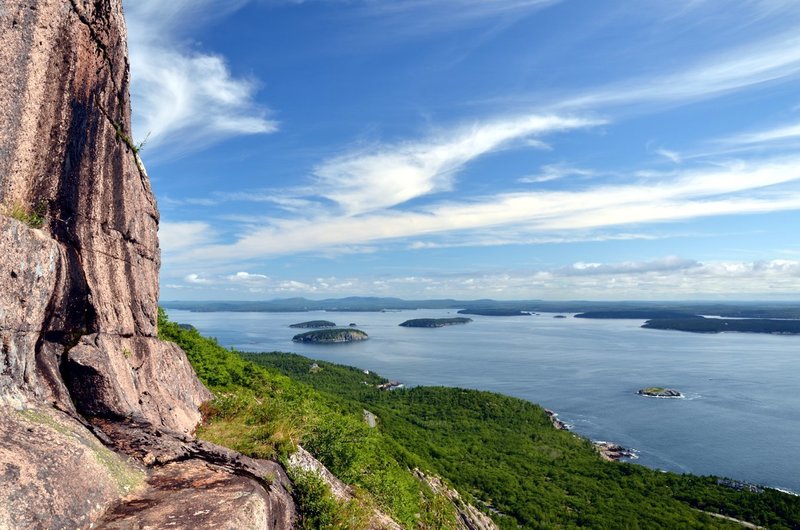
124, 0, 276, 157
315, 115, 604, 215
554, 29, 800, 111
722, 122, 800, 146
518, 163, 596, 184
655, 149, 682, 164
167, 154, 800, 262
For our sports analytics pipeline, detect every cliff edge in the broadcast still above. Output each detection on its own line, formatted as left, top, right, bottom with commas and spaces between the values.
0, 1, 294, 527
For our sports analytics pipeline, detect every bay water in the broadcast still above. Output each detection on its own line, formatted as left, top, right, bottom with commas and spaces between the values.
167, 308, 800, 493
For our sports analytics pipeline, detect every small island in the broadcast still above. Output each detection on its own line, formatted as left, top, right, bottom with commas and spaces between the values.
553, 315, 567, 319
289, 320, 337, 329
638, 387, 683, 398
399, 317, 473, 328
292, 328, 369, 344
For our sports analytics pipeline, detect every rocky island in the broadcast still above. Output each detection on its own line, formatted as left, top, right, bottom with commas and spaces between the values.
289, 320, 337, 328
399, 317, 473, 328
292, 328, 369, 344
638, 387, 683, 398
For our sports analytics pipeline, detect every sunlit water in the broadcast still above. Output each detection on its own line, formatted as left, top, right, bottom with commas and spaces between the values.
167, 308, 800, 493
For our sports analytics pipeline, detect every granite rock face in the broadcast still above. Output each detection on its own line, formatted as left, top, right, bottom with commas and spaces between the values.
0, 0, 211, 433
0, 1, 295, 528
0, 405, 146, 530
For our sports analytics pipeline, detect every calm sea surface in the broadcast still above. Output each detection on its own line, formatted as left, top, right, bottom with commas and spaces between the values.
168, 308, 800, 493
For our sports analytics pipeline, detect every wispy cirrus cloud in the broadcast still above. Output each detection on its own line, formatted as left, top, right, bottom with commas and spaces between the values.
315, 114, 604, 215
518, 163, 596, 184
721, 122, 800, 146
551, 29, 800, 112
124, 0, 277, 157
170, 155, 800, 262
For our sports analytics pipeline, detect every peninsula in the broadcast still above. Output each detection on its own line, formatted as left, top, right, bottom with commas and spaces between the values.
399, 317, 473, 328
642, 317, 800, 335
292, 328, 369, 344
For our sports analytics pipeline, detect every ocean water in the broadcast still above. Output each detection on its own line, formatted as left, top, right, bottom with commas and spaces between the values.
167, 308, 800, 493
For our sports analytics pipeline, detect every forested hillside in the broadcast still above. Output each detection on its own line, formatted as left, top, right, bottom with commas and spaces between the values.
159, 309, 800, 529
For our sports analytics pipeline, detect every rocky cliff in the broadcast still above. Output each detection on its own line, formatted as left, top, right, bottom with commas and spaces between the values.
0, 1, 294, 527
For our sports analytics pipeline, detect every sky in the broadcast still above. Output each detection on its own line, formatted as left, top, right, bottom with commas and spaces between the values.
121, 0, 800, 301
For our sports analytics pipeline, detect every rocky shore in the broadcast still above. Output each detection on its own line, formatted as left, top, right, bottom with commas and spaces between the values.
638, 387, 683, 398
594, 442, 638, 461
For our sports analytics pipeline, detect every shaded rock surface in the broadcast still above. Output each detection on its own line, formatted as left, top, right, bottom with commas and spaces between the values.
0, 1, 295, 528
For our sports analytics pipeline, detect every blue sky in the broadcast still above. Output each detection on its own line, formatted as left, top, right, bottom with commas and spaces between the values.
122, 0, 800, 300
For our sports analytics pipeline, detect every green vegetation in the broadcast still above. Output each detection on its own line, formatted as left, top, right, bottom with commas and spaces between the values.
287, 467, 372, 529
158, 308, 800, 529
643, 317, 800, 334
5, 201, 46, 228
399, 318, 472, 328
290, 320, 337, 329
158, 309, 458, 527
292, 329, 368, 343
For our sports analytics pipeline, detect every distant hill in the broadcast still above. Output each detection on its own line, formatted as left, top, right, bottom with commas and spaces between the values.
162, 298, 800, 319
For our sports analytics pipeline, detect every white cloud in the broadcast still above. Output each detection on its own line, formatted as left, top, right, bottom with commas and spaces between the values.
184, 273, 212, 284
166, 258, 800, 299
560, 257, 698, 276
555, 29, 800, 111
655, 148, 682, 164
158, 221, 215, 252
124, 0, 276, 156
315, 114, 604, 215
228, 271, 270, 282
722, 122, 800, 145
170, 154, 800, 262
518, 163, 596, 183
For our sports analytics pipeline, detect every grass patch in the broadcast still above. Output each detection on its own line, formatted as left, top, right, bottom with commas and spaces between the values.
4, 201, 45, 228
